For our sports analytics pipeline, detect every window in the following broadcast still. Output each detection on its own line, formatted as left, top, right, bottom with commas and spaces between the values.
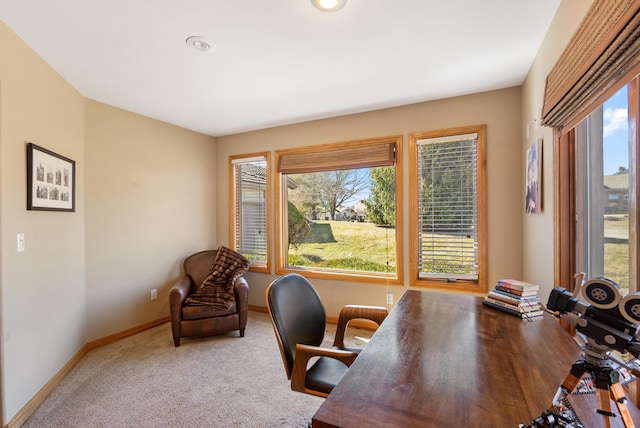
275, 136, 403, 284
545, 1, 640, 295
230, 153, 270, 272
409, 125, 487, 291
573, 83, 637, 295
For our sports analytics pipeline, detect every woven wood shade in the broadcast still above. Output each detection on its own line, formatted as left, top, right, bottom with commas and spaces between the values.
542, 0, 640, 128
277, 140, 396, 174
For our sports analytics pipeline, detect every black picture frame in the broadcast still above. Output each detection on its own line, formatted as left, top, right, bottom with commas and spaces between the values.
26, 143, 76, 212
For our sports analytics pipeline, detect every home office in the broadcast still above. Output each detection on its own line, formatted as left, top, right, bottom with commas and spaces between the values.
2, 0, 638, 426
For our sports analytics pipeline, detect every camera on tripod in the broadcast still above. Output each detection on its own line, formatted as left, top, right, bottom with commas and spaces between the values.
521, 276, 640, 428
547, 277, 640, 358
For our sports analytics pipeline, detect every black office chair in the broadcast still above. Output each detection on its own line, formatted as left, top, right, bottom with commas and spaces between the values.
266, 273, 388, 397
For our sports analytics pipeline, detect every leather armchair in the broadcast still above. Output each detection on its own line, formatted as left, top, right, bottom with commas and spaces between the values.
169, 250, 249, 347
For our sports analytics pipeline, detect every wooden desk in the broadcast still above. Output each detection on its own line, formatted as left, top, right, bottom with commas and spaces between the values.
312, 289, 589, 427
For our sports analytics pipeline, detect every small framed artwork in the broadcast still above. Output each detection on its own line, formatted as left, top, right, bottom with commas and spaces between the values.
27, 143, 76, 212
525, 139, 542, 214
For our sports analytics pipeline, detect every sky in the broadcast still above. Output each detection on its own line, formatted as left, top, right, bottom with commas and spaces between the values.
603, 85, 629, 176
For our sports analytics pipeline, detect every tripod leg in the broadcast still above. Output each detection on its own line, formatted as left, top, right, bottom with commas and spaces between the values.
594, 368, 619, 428
551, 361, 587, 410
610, 382, 636, 428
596, 387, 615, 428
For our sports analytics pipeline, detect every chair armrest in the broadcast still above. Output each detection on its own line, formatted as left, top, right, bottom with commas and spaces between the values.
169, 277, 191, 319
333, 305, 388, 348
234, 276, 249, 331
291, 344, 358, 393
234, 276, 249, 306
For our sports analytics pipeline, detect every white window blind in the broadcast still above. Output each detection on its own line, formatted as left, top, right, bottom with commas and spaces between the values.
234, 157, 267, 263
417, 133, 478, 280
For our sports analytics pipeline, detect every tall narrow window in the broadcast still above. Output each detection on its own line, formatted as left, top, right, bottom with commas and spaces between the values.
410, 125, 487, 291
275, 137, 403, 284
574, 85, 634, 294
230, 153, 270, 272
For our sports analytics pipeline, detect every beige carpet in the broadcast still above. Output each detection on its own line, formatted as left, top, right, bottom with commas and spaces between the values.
23, 311, 373, 428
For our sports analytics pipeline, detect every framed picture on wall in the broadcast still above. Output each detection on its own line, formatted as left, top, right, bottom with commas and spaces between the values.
26, 143, 76, 212
525, 139, 542, 214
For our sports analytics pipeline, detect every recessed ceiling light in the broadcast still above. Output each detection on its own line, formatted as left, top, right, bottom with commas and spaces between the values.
186, 36, 215, 53
311, 0, 346, 12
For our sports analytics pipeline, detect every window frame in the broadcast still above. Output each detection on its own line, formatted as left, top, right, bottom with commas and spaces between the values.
409, 125, 488, 292
549, 1, 640, 297
229, 152, 271, 273
556, 77, 640, 294
274, 136, 404, 285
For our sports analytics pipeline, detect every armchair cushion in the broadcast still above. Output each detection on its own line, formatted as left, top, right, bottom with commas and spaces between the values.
182, 302, 237, 320
185, 246, 250, 310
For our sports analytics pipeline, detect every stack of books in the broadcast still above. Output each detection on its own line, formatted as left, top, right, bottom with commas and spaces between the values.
483, 279, 543, 319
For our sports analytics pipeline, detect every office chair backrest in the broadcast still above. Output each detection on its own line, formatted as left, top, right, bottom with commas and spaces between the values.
266, 273, 327, 377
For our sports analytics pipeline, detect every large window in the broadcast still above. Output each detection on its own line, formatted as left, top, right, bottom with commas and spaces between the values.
230, 153, 270, 272
546, 1, 640, 296
275, 137, 403, 284
409, 125, 487, 291
574, 85, 634, 294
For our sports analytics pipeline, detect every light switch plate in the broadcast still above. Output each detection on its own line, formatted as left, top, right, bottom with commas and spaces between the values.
17, 233, 25, 252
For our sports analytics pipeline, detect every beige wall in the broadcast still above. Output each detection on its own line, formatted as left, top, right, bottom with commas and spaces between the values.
216, 87, 524, 316
521, 0, 593, 298
0, 22, 217, 425
85, 100, 217, 341
0, 21, 86, 423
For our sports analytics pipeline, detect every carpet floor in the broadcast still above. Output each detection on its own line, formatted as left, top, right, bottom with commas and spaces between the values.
22, 311, 372, 428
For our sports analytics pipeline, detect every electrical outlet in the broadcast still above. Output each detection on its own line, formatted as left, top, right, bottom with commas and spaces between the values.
386, 292, 393, 305
150, 289, 158, 301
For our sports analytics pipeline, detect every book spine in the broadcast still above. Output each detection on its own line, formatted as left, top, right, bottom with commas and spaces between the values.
496, 279, 539, 291
488, 290, 540, 307
484, 296, 523, 312
484, 296, 540, 313
495, 285, 537, 297
490, 289, 540, 303
482, 300, 524, 318
488, 291, 521, 305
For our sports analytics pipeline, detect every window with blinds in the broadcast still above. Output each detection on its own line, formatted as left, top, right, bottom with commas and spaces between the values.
274, 136, 404, 284
231, 154, 270, 271
410, 126, 487, 291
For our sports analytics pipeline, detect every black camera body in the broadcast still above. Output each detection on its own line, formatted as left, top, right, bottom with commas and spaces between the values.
546, 280, 640, 358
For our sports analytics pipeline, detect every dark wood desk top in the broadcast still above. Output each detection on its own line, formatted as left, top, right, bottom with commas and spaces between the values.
312, 289, 586, 427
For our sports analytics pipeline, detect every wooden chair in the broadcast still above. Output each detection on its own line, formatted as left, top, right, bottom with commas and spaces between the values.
266, 273, 387, 397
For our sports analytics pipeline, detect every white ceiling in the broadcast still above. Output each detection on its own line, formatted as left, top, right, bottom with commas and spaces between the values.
0, 0, 560, 137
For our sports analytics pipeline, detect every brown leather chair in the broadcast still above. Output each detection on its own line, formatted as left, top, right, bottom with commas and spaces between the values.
169, 250, 249, 347
266, 273, 388, 397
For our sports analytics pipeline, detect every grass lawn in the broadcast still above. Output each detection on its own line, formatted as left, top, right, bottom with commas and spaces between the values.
289, 220, 396, 272
288, 217, 630, 284
288, 220, 475, 274
604, 215, 629, 293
